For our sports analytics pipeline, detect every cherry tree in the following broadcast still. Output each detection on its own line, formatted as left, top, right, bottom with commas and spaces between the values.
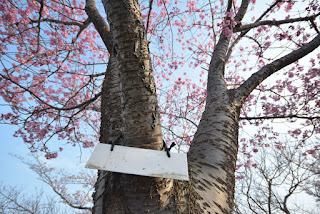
1, 0, 320, 213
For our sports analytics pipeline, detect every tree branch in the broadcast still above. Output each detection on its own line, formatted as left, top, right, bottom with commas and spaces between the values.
0, 72, 102, 112
85, 0, 113, 52
234, 0, 250, 22
207, 0, 235, 92
0, 189, 34, 214
30, 18, 83, 27
145, 0, 154, 37
234, 33, 320, 105
36, 0, 44, 51
234, 12, 320, 32
310, 19, 320, 34
75, 17, 92, 39
240, 115, 320, 121
226, 0, 282, 63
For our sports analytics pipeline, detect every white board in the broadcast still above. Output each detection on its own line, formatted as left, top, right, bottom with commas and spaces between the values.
85, 143, 189, 181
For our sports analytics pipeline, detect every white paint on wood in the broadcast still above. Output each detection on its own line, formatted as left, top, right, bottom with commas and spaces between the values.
85, 144, 189, 181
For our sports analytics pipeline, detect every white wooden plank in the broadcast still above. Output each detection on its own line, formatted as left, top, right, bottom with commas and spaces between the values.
85, 144, 189, 181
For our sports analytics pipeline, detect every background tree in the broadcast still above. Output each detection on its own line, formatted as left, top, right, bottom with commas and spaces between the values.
0, 182, 61, 214
0, 153, 94, 213
1, 0, 320, 213
234, 139, 319, 213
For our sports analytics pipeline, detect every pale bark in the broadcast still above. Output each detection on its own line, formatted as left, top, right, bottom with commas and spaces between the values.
187, 34, 239, 213
182, 2, 251, 212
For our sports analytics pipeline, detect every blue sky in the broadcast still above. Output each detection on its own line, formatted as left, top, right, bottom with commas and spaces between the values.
0, 121, 42, 187
0, 103, 94, 213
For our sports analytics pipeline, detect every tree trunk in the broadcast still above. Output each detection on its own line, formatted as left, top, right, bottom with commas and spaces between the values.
186, 33, 240, 213
94, 0, 176, 213
188, 93, 240, 213
93, 0, 241, 213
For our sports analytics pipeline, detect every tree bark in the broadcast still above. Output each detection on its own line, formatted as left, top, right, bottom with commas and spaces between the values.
92, 0, 320, 213
103, 0, 162, 149
94, 0, 177, 213
93, 0, 242, 213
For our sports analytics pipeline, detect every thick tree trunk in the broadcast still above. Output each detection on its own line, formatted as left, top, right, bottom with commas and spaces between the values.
93, 55, 125, 213
104, 0, 162, 149
93, 0, 176, 213
92, 0, 241, 213
187, 34, 240, 213
91, 0, 246, 213
188, 96, 240, 213
91, 0, 320, 213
